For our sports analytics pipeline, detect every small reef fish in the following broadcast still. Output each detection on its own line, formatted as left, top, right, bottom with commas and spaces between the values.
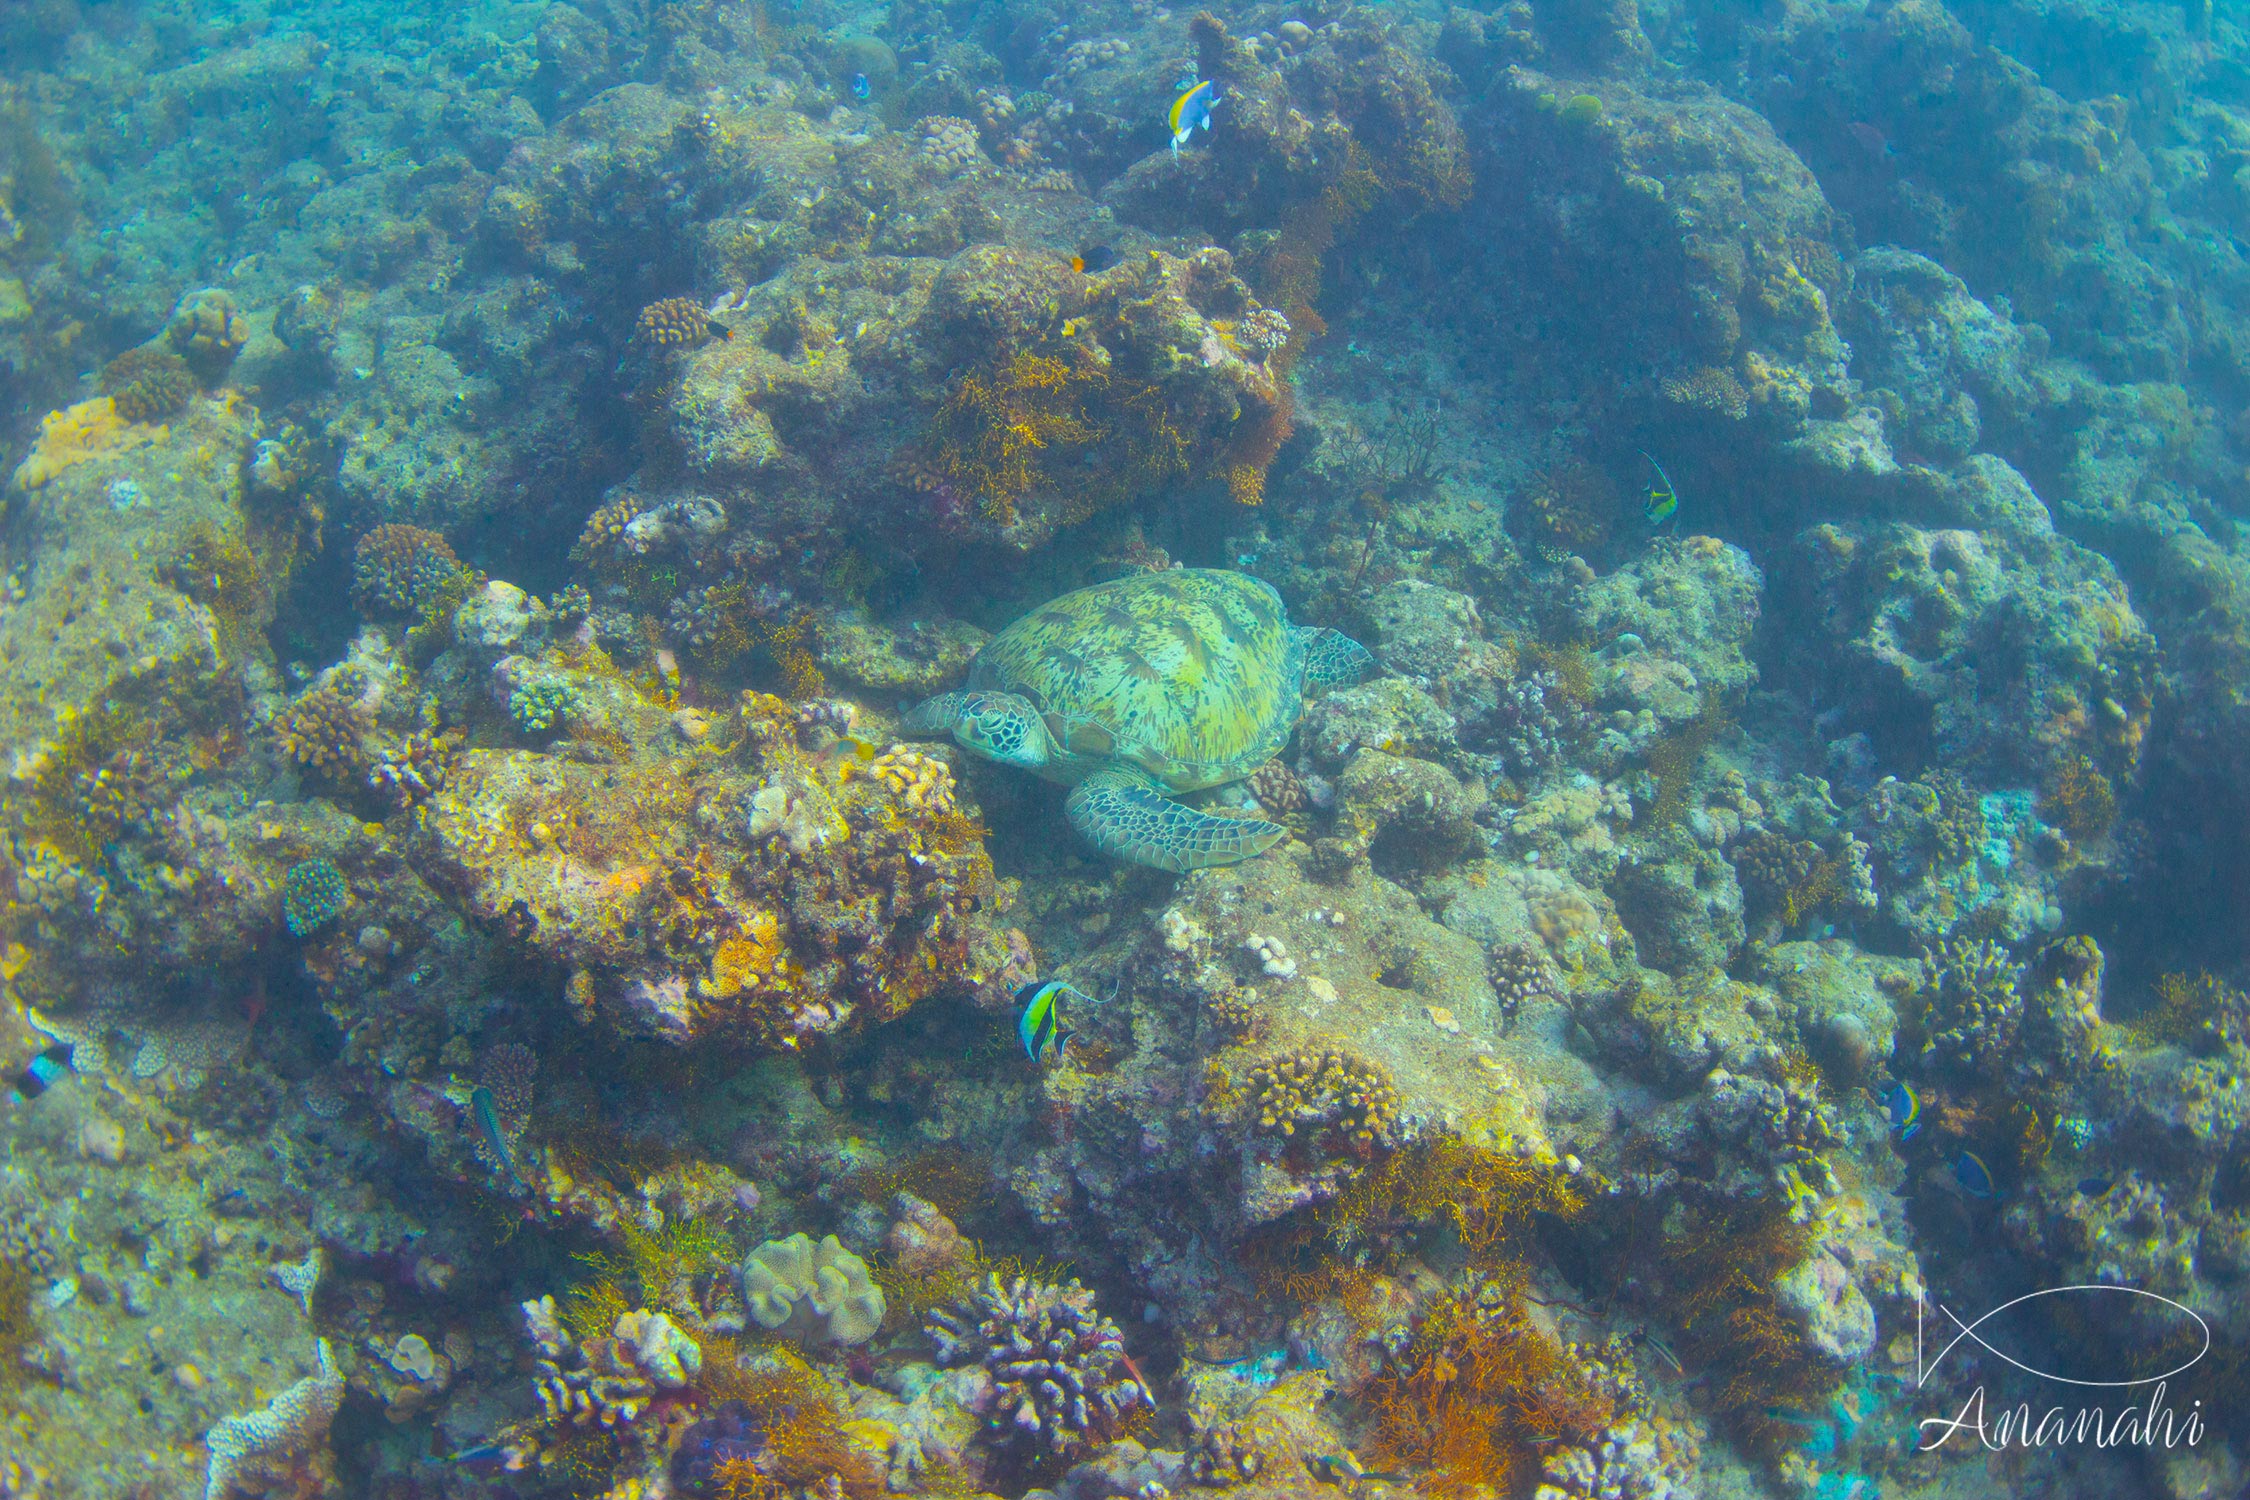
1879, 1080, 1921, 1140
1015, 979, 1087, 1062
469, 1085, 534, 1196
851, 72, 872, 100
7, 1044, 72, 1104
1953, 1150, 1997, 1199
1070, 245, 1120, 275
1169, 80, 1222, 155
1639, 450, 1679, 526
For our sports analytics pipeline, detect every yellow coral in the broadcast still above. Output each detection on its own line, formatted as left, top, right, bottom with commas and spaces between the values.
10, 397, 163, 491
705, 910, 789, 1001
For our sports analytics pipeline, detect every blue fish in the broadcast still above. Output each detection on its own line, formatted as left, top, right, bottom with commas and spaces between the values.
1015, 980, 1085, 1062
851, 72, 871, 100
1953, 1150, 1997, 1199
1169, 80, 1222, 155
1879, 1081, 1921, 1140
469, 1086, 533, 1195
8, 1044, 72, 1105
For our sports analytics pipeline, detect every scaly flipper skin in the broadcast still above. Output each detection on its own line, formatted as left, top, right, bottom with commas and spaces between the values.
1066, 766, 1288, 873
1295, 627, 1377, 687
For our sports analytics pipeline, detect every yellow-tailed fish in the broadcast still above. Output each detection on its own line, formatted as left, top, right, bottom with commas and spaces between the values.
1169, 80, 1223, 155
1639, 449, 1679, 526
1015, 979, 1081, 1062
1879, 1080, 1921, 1139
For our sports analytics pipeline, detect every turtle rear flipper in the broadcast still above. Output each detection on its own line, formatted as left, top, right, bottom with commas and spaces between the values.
1295, 627, 1377, 687
1066, 767, 1288, 873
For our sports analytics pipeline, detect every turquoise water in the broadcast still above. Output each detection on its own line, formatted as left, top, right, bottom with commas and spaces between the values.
0, 0, 2246, 1495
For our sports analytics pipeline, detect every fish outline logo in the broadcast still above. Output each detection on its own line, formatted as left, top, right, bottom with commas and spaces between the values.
1915, 1285, 2210, 1391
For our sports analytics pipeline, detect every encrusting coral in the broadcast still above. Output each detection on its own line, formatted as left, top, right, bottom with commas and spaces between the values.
201, 1339, 345, 1500
927, 1271, 1151, 1463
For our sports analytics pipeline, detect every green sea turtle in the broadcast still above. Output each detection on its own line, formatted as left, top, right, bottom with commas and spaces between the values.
901, 569, 1375, 872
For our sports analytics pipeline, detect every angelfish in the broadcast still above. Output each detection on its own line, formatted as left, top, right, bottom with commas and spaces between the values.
1015, 980, 1087, 1063
1169, 80, 1222, 155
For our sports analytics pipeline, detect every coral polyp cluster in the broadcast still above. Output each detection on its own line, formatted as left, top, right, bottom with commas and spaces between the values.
1248, 1046, 1400, 1153
353, 523, 469, 618
101, 346, 198, 424
927, 1272, 1150, 1462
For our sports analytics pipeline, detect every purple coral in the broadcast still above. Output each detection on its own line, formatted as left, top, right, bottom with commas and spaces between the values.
926, 1272, 1150, 1461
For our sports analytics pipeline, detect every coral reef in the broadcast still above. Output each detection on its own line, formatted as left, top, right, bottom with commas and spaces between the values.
102, 346, 198, 424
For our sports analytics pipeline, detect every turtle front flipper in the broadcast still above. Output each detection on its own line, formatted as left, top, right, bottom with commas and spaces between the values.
1295, 627, 1377, 686
1066, 766, 1289, 873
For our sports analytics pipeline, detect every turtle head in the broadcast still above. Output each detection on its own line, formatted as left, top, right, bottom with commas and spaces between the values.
952, 692, 1052, 770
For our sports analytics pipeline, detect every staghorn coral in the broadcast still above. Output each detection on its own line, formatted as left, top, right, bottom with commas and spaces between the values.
926, 1272, 1150, 1462
102, 346, 198, 424
740, 1233, 886, 1346
203, 1339, 345, 1500
1248, 1047, 1399, 1154
352, 523, 468, 618
282, 857, 349, 937
638, 295, 726, 348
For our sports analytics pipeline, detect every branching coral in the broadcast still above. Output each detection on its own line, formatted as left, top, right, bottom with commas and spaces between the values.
1733, 830, 1861, 928
1326, 1136, 1585, 1266
274, 686, 367, 776
1489, 940, 1560, 1019
1247, 1046, 1400, 1155
510, 677, 584, 735
1509, 461, 1618, 559
638, 295, 726, 348
927, 1272, 1151, 1463
102, 346, 198, 424
353, 523, 469, 619
16, 701, 166, 867
1916, 937, 2024, 1078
